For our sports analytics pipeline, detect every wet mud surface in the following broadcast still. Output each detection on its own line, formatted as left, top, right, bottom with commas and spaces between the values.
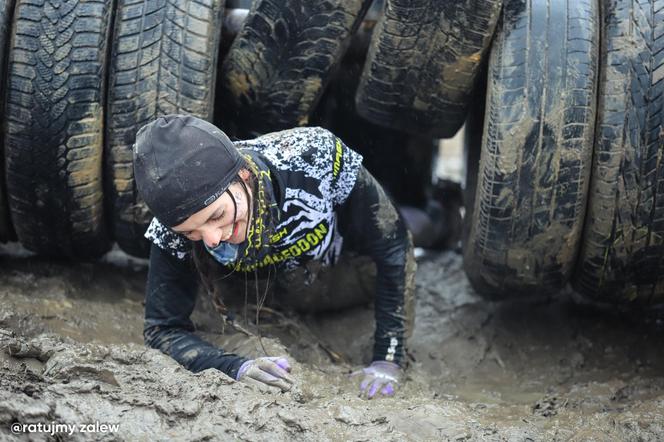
1, 245, 664, 440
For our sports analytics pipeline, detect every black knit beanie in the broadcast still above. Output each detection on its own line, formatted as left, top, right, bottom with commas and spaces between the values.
133, 114, 244, 227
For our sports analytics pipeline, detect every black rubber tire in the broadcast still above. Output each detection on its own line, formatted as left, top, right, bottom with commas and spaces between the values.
462, 62, 487, 244
218, 0, 372, 137
106, 0, 224, 258
0, 0, 16, 242
355, 0, 502, 139
463, 0, 600, 298
573, 0, 664, 305
4, 0, 113, 259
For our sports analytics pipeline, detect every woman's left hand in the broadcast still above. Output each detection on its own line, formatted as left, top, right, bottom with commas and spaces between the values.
352, 361, 401, 399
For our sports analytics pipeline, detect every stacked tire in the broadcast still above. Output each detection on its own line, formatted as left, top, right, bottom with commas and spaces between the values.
573, 0, 664, 305
463, 0, 600, 297
355, 0, 502, 138
462, 0, 664, 308
218, 0, 373, 137
5, 0, 113, 259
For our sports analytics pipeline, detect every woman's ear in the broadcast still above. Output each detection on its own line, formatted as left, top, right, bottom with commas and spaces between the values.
238, 168, 251, 183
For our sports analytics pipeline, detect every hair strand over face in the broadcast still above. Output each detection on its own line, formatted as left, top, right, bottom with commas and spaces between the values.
191, 153, 277, 321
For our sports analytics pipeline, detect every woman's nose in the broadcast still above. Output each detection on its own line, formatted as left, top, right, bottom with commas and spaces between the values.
201, 227, 223, 248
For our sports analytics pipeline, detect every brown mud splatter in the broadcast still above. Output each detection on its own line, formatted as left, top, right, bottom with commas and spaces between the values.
1, 248, 664, 440
373, 184, 400, 239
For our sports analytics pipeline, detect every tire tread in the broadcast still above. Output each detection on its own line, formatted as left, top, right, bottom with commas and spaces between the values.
5, 0, 111, 257
464, 0, 599, 297
356, 0, 502, 138
220, 0, 371, 135
575, 0, 664, 304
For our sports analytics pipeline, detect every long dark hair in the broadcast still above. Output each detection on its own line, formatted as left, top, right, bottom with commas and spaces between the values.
191, 153, 277, 318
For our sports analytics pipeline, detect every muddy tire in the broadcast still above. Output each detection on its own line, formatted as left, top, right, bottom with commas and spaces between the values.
463, 0, 600, 298
573, 0, 664, 305
106, 0, 225, 258
462, 65, 487, 243
0, 0, 16, 242
355, 0, 502, 139
219, 0, 372, 137
4, 0, 112, 258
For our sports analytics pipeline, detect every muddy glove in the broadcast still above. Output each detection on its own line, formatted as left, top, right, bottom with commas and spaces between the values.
236, 356, 294, 392
353, 361, 401, 399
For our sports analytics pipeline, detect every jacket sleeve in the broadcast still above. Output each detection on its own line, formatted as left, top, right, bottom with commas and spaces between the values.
337, 166, 416, 366
144, 243, 247, 378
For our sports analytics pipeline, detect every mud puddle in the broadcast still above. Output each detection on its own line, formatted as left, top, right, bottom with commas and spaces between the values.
1, 245, 664, 440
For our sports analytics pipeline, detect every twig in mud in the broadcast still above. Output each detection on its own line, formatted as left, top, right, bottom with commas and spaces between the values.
246, 305, 288, 321
226, 320, 254, 337
493, 352, 506, 369
245, 304, 297, 326
317, 342, 347, 364
486, 344, 505, 370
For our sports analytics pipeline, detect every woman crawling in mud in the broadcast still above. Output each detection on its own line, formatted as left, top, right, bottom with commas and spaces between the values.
132, 114, 415, 399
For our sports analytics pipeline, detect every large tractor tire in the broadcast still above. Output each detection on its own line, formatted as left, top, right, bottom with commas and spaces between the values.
463, 0, 600, 298
4, 0, 113, 259
219, 0, 372, 137
106, 0, 225, 258
356, 0, 502, 139
0, 0, 16, 242
574, 0, 664, 305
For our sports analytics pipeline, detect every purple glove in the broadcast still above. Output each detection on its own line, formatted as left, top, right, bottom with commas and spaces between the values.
352, 361, 401, 399
236, 356, 294, 392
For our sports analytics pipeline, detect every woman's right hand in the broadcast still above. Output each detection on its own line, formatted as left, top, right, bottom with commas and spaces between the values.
235, 356, 294, 392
